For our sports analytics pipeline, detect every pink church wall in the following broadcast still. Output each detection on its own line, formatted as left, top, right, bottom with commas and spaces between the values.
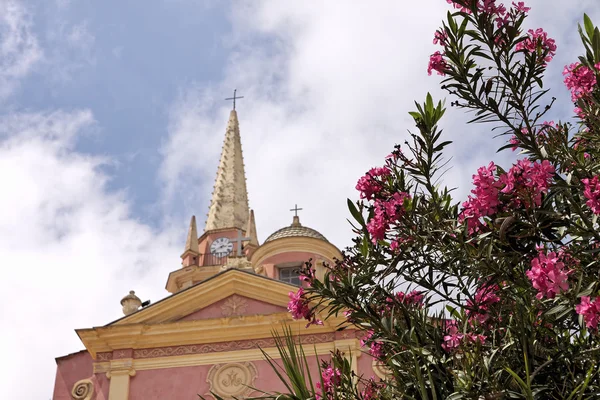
128, 356, 325, 400
178, 295, 287, 321
53, 350, 109, 400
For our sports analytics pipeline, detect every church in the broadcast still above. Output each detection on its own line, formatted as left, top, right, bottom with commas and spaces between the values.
52, 106, 380, 399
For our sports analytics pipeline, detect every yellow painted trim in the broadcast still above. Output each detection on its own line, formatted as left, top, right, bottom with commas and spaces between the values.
94, 341, 358, 373
251, 237, 342, 268
106, 358, 135, 400
79, 312, 348, 358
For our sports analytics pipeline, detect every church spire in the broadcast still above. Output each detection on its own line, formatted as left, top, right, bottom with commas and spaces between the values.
205, 109, 250, 231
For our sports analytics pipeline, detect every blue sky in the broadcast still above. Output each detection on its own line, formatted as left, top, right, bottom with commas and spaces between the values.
0, 0, 599, 398
14, 0, 232, 224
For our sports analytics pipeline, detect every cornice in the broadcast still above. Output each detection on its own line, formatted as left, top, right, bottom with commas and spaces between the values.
79, 314, 347, 359
251, 236, 343, 267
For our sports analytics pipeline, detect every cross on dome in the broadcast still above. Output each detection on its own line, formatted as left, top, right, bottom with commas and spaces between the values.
289, 204, 303, 217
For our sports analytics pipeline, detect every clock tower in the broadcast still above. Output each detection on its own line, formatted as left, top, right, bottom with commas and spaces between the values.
166, 108, 257, 293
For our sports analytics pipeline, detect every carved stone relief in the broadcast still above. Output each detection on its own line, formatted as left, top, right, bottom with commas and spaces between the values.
220, 295, 247, 317
206, 362, 257, 399
372, 360, 391, 379
71, 378, 94, 400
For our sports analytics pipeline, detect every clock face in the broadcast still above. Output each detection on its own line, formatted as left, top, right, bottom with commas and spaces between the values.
210, 237, 234, 257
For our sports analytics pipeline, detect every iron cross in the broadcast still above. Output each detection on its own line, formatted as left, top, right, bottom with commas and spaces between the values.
289, 204, 303, 217
225, 89, 244, 110
233, 229, 251, 257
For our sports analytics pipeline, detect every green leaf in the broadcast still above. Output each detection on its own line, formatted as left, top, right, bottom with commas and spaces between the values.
593, 27, 600, 63
584, 13, 595, 40
347, 198, 365, 228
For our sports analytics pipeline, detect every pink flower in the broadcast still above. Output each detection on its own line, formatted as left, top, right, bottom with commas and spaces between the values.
446, 0, 471, 13
433, 29, 448, 46
576, 297, 600, 330
428, 51, 448, 76
478, 0, 506, 16
367, 192, 410, 244
360, 330, 384, 359
582, 176, 600, 214
516, 28, 557, 64
563, 63, 597, 102
512, 1, 531, 13
361, 378, 385, 400
500, 159, 554, 207
509, 135, 519, 151
356, 166, 390, 200
316, 365, 341, 400
288, 288, 323, 327
396, 290, 425, 307
459, 162, 502, 234
441, 320, 486, 351
467, 284, 500, 325
442, 332, 463, 352
526, 250, 572, 299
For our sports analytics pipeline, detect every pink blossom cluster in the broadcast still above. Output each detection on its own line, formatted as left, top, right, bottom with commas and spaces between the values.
563, 63, 598, 102
428, 51, 448, 76
466, 284, 501, 325
516, 28, 557, 64
500, 159, 555, 207
287, 288, 322, 327
581, 175, 600, 214
315, 365, 341, 400
459, 162, 502, 234
442, 320, 486, 352
360, 330, 384, 359
366, 191, 410, 244
526, 250, 571, 299
356, 166, 390, 200
459, 160, 554, 235
576, 297, 600, 330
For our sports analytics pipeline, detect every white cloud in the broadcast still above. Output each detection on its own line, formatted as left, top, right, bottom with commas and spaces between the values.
0, 0, 41, 99
0, 109, 180, 398
161, 0, 599, 248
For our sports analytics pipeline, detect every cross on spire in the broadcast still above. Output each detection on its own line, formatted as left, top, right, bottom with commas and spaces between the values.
289, 204, 303, 217
225, 89, 244, 110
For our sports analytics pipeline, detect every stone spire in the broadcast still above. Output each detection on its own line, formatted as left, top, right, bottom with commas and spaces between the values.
181, 215, 199, 267
246, 209, 259, 247
205, 110, 250, 231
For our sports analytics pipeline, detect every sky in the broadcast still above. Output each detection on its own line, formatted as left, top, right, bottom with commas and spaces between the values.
0, 0, 598, 398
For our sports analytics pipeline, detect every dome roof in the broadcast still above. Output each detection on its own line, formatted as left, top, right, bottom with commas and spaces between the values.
264, 216, 329, 243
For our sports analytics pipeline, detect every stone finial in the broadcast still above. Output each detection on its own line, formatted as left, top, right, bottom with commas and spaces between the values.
120, 290, 142, 316
291, 215, 302, 227
205, 110, 250, 232
184, 215, 199, 254
246, 209, 259, 247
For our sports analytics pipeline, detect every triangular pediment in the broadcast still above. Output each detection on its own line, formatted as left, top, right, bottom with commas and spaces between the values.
177, 294, 287, 322
111, 269, 294, 326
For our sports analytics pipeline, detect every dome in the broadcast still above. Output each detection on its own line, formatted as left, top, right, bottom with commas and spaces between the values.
264, 216, 329, 243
